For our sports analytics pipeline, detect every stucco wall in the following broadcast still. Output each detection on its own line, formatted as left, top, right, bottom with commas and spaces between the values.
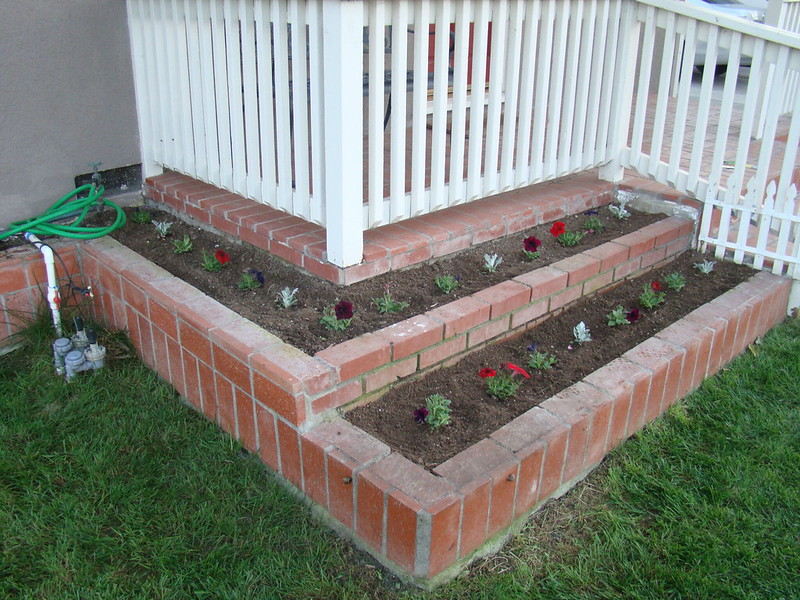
0, 0, 140, 229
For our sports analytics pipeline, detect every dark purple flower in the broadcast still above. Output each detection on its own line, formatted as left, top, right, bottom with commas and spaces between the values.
626, 308, 640, 323
248, 269, 265, 285
584, 209, 599, 216
526, 342, 538, 353
523, 236, 542, 253
334, 299, 354, 320
414, 406, 429, 424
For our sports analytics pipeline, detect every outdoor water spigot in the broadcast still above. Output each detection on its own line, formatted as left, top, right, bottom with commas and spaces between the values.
90, 162, 103, 187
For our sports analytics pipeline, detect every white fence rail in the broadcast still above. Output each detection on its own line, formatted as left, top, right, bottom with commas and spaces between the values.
127, 0, 800, 271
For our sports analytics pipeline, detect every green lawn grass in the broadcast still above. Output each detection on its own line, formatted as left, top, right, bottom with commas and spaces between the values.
2, 315, 799, 599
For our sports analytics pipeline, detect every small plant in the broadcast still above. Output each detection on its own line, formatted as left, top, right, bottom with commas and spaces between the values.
372, 285, 409, 314
583, 216, 605, 233
481, 363, 530, 400
556, 230, 585, 247
172, 235, 193, 254
522, 236, 542, 260
664, 272, 686, 292
573, 321, 592, 344
320, 300, 354, 331
201, 249, 230, 273
424, 394, 452, 429
275, 287, 299, 309
694, 259, 716, 274
132, 208, 152, 223
152, 220, 173, 238
483, 253, 503, 273
237, 270, 264, 290
639, 284, 666, 309
607, 305, 629, 327
527, 350, 558, 371
608, 199, 631, 220
435, 275, 460, 294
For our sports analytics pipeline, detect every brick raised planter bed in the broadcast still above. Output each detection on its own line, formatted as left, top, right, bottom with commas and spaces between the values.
1, 215, 790, 587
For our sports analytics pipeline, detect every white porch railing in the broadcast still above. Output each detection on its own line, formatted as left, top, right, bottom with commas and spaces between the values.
127, 0, 800, 273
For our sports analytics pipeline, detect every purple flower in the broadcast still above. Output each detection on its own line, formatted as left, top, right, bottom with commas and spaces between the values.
526, 342, 538, 353
626, 308, 641, 323
248, 269, 265, 285
523, 236, 542, 253
584, 209, 599, 216
334, 300, 354, 320
414, 406, 429, 424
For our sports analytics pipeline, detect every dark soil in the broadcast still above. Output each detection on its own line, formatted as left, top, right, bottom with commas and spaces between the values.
346, 253, 754, 469
93, 205, 661, 354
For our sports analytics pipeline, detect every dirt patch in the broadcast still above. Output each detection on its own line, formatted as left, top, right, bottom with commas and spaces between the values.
345, 253, 753, 469
91, 205, 661, 354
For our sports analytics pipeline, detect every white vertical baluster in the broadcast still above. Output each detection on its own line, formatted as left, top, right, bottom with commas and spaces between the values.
499, 0, 524, 188
628, 4, 655, 171
771, 92, 800, 274
647, 10, 676, 178
240, 0, 261, 200
483, 0, 508, 194
706, 31, 742, 195
666, 15, 696, 192
686, 24, 717, 199
530, 0, 555, 181
272, 0, 293, 211
595, 0, 621, 165
185, 0, 208, 181
289, 0, 311, 218
571, 0, 595, 173
447, 0, 470, 205
430, 0, 452, 210
557, 0, 583, 176
307, 0, 325, 224
775, 185, 799, 276
514, 0, 540, 186
731, 177, 758, 264
151, 0, 175, 169
598, 0, 637, 181
127, 0, 162, 177
254, 0, 277, 207
713, 181, 737, 261
197, 0, 221, 185
322, 0, 364, 266
367, 1, 386, 227
171, 0, 193, 175
466, 0, 490, 200
583, 0, 607, 166
410, 0, 430, 216
543, 5, 568, 179
224, 0, 247, 195
750, 180, 777, 269
210, 0, 234, 190
391, 0, 411, 218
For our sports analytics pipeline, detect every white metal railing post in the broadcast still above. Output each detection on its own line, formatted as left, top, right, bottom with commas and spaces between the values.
321, 0, 364, 267
599, 0, 641, 182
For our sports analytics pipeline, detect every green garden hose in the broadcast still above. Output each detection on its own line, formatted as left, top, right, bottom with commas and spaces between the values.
0, 183, 127, 241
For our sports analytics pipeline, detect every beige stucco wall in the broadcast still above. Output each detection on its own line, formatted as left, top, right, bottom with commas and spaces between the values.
0, 0, 140, 229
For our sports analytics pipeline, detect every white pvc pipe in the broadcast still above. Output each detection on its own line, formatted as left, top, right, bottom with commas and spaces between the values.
24, 232, 62, 337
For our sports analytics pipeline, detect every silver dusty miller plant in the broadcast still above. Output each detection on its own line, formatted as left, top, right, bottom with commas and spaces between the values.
483, 253, 504, 273
608, 198, 631, 220
152, 220, 174, 238
693, 259, 716, 274
572, 321, 592, 345
275, 286, 299, 308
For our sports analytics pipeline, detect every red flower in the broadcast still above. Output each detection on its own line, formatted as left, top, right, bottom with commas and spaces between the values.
651, 281, 663, 291
478, 368, 497, 379
504, 362, 531, 379
626, 308, 640, 323
334, 300, 354, 320
549, 222, 566, 237
523, 236, 542, 253
214, 249, 231, 265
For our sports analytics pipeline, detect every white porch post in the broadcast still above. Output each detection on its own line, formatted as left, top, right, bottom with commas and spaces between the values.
599, 0, 641, 183
322, 0, 364, 267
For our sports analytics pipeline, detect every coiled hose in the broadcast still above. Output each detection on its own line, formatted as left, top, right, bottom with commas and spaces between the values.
0, 183, 127, 241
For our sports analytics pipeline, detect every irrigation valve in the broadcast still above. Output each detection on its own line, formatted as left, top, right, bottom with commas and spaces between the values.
53, 324, 107, 381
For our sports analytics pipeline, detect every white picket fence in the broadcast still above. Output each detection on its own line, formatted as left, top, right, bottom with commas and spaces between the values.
126, 0, 800, 272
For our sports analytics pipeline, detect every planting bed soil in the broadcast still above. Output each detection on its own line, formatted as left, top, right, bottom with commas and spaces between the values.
94, 205, 661, 354
346, 253, 754, 469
